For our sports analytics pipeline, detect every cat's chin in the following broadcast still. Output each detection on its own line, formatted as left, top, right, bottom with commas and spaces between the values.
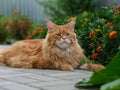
56, 43, 70, 49
58, 45, 69, 49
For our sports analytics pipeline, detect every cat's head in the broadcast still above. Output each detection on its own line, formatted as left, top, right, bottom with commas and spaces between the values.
46, 19, 77, 49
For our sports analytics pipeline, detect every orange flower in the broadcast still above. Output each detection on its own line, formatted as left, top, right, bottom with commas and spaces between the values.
96, 46, 102, 52
33, 31, 38, 35
89, 31, 96, 38
26, 35, 32, 39
92, 53, 99, 60
114, 12, 120, 16
36, 27, 44, 32
105, 22, 115, 27
116, 6, 120, 10
114, 13, 117, 16
109, 31, 117, 38
105, 22, 110, 27
68, 17, 76, 21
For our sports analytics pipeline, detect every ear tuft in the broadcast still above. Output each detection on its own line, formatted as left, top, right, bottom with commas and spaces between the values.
68, 18, 76, 30
46, 19, 55, 31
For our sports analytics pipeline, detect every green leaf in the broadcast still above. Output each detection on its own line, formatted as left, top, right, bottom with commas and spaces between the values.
75, 78, 100, 90
75, 51, 120, 88
100, 78, 120, 90
83, 11, 89, 17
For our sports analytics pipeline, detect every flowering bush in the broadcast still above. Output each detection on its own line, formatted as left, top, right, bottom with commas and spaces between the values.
75, 6, 120, 65
8, 18, 31, 41
0, 10, 47, 44
27, 24, 47, 40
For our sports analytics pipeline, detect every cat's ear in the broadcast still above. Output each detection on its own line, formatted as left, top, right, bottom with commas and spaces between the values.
46, 19, 55, 31
67, 18, 76, 30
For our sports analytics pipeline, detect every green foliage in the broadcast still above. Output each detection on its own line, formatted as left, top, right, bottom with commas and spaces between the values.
0, 15, 8, 44
75, 51, 120, 90
75, 7, 120, 65
37, 0, 99, 19
101, 79, 120, 90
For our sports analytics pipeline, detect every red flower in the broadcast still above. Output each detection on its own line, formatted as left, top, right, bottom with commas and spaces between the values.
92, 53, 99, 60
26, 35, 32, 39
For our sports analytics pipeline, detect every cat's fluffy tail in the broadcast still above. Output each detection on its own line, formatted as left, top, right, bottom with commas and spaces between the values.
0, 49, 6, 66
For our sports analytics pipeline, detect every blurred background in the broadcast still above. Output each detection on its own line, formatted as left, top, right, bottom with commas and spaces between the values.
0, 0, 119, 25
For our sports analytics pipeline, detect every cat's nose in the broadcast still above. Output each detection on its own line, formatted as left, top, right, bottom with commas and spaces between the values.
62, 36, 66, 40
62, 37, 66, 40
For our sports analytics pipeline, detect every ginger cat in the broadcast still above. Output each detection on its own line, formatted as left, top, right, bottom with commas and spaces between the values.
0, 19, 86, 71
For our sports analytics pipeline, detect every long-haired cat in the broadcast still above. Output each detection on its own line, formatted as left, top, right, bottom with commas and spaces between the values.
0, 19, 86, 71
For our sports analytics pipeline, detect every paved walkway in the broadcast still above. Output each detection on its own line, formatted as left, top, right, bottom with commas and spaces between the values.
0, 45, 92, 90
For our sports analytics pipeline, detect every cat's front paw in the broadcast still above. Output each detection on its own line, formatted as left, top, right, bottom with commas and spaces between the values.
60, 64, 74, 71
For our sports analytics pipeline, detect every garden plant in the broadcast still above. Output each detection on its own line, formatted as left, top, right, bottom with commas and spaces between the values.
0, 10, 46, 44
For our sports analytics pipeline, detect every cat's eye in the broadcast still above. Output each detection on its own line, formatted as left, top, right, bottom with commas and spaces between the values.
56, 33, 61, 36
66, 33, 70, 36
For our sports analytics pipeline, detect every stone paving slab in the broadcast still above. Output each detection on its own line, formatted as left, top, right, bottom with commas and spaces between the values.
0, 67, 92, 90
0, 45, 93, 90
